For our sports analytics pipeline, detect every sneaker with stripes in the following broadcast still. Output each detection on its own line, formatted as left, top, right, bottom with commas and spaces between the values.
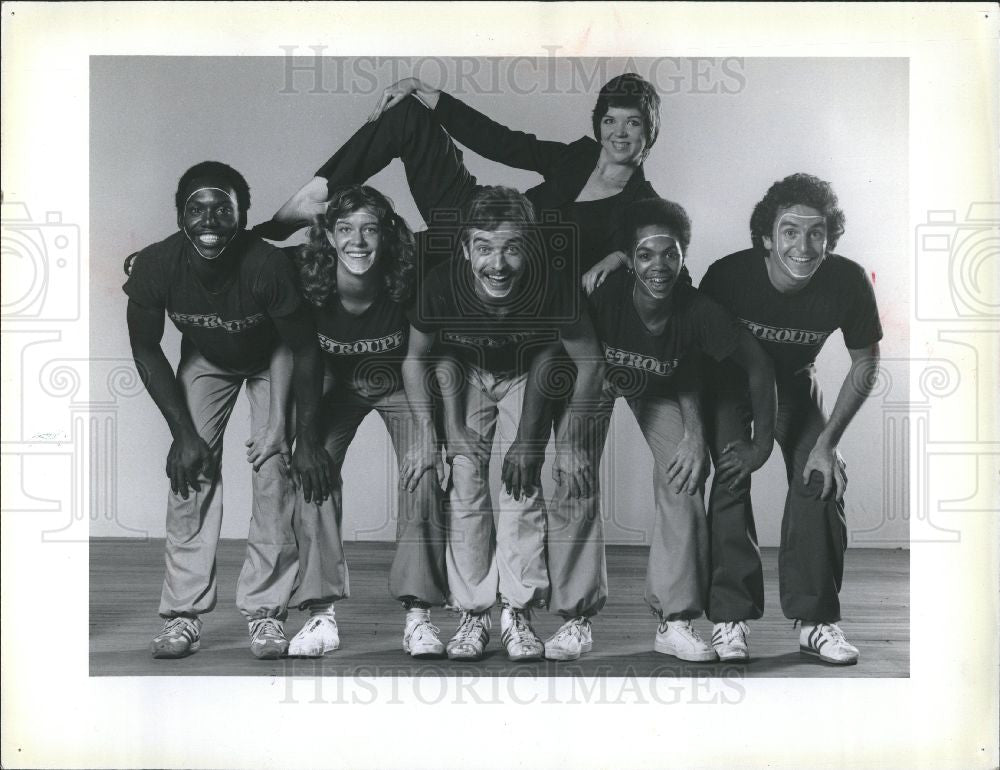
712, 621, 750, 662
150, 616, 202, 659
249, 617, 289, 660
799, 622, 859, 665
500, 601, 544, 662
446, 610, 492, 661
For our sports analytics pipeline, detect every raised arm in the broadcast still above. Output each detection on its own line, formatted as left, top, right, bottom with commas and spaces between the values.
714, 330, 777, 491
127, 299, 214, 499
372, 78, 568, 177
803, 341, 880, 501
272, 306, 334, 503
551, 314, 607, 499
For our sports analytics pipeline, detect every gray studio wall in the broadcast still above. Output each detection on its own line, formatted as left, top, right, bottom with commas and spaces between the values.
90, 56, 909, 546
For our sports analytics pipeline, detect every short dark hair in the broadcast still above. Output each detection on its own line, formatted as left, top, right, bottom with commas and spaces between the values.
623, 197, 692, 255
749, 173, 846, 251
459, 186, 537, 246
175, 161, 251, 218
295, 184, 417, 306
591, 73, 661, 161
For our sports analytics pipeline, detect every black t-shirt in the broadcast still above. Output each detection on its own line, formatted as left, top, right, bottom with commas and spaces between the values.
408, 257, 579, 374
123, 230, 301, 373
699, 247, 883, 378
311, 290, 409, 398
588, 271, 741, 398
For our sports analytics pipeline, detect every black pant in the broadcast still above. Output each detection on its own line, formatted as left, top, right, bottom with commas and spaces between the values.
316, 95, 484, 272
705, 364, 848, 623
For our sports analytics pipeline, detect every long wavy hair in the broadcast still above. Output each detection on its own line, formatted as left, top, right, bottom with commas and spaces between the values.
295, 185, 417, 307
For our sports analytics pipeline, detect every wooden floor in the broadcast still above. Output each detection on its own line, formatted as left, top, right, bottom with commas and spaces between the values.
90, 539, 908, 678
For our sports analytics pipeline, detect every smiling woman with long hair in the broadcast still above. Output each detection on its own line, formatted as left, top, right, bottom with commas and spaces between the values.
252, 184, 448, 659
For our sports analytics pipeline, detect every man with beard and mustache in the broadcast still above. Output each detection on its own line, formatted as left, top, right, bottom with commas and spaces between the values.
124, 161, 332, 660
402, 186, 606, 662
699, 173, 882, 665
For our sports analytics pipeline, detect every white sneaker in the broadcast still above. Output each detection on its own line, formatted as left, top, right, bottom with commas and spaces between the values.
447, 611, 492, 661
248, 617, 289, 659
544, 617, 593, 661
150, 616, 202, 659
289, 613, 340, 657
500, 602, 544, 662
799, 622, 859, 665
712, 621, 750, 662
654, 619, 718, 662
403, 608, 445, 658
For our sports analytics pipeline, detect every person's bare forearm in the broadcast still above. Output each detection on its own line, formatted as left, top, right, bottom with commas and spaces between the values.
518, 346, 558, 444
401, 354, 438, 435
677, 390, 705, 441
816, 346, 880, 449
291, 344, 323, 444
267, 343, 293, 435
131, 341, 197, 439
434, 356, 467, 436
557, 357, 605, 449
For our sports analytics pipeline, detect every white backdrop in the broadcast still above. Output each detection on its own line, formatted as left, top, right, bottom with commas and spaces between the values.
90, 56, 909, 546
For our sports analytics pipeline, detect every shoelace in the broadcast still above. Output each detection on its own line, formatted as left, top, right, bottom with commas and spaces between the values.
452, 613, 486, 645
554, 619, 586, 643
250, 617, 283, 643
659, 619, 700, 643
408, 618, 441, 642
816, 623, 847, 645
505, 607, 537, 644
716, 621, 746, 645
160, 617, 198, 641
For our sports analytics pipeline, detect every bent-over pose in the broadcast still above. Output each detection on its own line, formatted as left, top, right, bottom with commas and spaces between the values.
403, 186, 605, 662
262, 185, 450, 659
700, 173, 882, 664
543, 197, 777, 662
124, 161, 331, 660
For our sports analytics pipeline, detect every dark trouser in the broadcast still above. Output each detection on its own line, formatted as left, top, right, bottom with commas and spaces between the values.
315, 95, 483, 265
705, 364, 847, 623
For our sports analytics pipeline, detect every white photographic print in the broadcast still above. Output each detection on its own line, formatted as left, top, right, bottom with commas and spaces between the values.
2, 3, 997, 769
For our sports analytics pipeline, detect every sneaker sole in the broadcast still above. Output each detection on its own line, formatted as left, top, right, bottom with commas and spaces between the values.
447, 648, 485, 661
288, 642, 339, 658
715, 647, 750, 662
799, 645, 858, 665
251, 643, 289, 660
654, 638, 718, 662
150, 640, 200, 659
543, 639, 593, 661
507, 650, 544, 662
408, 647, 446, 659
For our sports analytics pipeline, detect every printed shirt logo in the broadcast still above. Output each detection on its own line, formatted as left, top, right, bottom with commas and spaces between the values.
603, 344, 679, 377
442, 330, 550, 349
738, 318, 832, 346
317, 331, 404, 356
168, 310, 265, 333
